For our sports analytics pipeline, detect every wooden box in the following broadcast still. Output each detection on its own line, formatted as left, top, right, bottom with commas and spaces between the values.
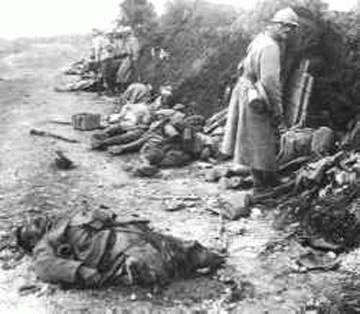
71, 113, 101, 130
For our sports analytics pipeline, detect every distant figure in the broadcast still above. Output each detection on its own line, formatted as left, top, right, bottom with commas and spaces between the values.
115, 26, 140, 94
100, 29, 121, 95
88, 28, 107, 91
100, 26, 140, 96
90, 83, 152, 150
90, 28, 105, 64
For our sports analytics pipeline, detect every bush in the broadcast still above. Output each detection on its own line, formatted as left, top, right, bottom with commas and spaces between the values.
132, 0, 359, 128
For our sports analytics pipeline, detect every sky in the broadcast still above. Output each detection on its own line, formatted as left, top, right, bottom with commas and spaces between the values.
0, 0, 357, 39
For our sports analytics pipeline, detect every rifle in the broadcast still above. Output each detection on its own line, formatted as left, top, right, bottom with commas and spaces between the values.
29, 128, 80, 143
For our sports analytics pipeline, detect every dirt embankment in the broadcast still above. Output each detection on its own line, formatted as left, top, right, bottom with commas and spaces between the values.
0, 40, 355, 313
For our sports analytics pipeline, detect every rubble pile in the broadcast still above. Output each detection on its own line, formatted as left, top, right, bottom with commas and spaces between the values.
273, 150, 360, 252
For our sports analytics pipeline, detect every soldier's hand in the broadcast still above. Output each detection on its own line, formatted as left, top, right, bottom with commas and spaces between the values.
78, 266, 101, 287
271, 114, 283, 129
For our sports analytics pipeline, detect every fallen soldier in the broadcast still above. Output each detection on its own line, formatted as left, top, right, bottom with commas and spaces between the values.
107, 108, 189, 159
16, 208, 224, 289
90, 83, 152, 150
109, 109, 220, 175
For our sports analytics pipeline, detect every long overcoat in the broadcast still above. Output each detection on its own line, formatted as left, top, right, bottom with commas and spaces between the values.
32, 209, 218, 287
221, 33, 282, 171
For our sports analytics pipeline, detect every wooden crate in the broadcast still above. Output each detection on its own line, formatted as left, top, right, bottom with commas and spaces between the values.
71, 113, 101, 130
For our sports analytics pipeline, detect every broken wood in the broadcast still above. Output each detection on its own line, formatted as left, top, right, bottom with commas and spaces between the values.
249, 180, 296, 205
278, 155, 312, 174
204, 108, 228, 134
295, 151, 345, 189
47, 119, 72, 125
30, 128, 80, 143
112, 219, 150, 226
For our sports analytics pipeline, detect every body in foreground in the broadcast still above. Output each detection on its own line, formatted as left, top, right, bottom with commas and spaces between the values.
16, 208, 223, 289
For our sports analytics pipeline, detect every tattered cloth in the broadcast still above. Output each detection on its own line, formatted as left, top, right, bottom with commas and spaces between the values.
140, 133, 166, 164
122, 82, 151, 104
273, 152, 360, 252
183, 115, 206, 132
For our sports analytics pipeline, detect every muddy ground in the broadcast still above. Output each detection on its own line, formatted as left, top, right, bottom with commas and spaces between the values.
0, 40, 358, 314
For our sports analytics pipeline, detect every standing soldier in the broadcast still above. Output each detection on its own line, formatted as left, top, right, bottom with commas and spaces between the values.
220, 7, 300, 190
101, 26, 140, 96
89, 28, 106, 94
116, 26, 140, 94
90, 28, 104, 64
101, 28, 121, 96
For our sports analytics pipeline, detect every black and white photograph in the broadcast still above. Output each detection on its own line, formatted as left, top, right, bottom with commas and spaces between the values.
0, 0, 359, 313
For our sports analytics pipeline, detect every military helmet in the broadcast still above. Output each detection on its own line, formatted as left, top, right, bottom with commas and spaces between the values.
16, 216, 50, 253
271, 7, 300, 27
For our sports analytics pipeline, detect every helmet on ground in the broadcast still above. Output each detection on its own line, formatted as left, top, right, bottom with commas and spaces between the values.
16, 216, 50, 253
271, 7, 299, 27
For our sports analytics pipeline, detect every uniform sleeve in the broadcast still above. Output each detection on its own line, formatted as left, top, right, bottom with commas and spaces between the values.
259, 44, 282, 117
140, 107, 151, 125
33, 238, 84, 284
118, 104, 130, 121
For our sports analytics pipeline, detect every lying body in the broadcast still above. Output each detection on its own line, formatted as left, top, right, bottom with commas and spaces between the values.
16, 208, 223, 288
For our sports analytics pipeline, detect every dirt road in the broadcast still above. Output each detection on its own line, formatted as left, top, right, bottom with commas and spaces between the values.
0, 41, 349, 313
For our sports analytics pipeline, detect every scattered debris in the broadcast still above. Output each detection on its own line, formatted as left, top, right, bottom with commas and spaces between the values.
295, 250, 340, 272
255, 151, 360, 253
18, 283, 42, 296
162, 199, 187, 212
54, 150, 75, 170
205, 193, 252, 220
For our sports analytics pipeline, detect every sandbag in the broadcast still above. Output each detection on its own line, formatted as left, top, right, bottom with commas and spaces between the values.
277, 128, 313, 165
278, 127, 335, 165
